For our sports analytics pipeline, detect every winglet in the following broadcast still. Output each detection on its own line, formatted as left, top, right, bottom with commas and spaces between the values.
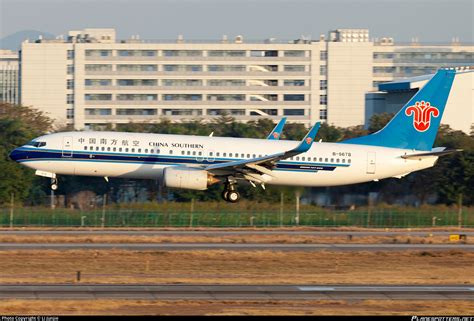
293, 122, 320, 153
267, 117, 287, 140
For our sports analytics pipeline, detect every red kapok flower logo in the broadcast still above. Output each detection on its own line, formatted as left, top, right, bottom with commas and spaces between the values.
405, 101, 439, 132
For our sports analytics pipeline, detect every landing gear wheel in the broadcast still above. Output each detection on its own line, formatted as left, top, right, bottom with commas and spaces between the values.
227, 190, 240, 203
221, 190, 229, 201
51, 178, 58, 191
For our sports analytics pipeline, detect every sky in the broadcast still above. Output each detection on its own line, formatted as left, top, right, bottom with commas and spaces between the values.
0, 0, 473, 43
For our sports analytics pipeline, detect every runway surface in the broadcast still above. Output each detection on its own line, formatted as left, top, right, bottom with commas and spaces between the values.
1, 230, 473, 236
1, 284, 472, 300
0, 243, 472, 251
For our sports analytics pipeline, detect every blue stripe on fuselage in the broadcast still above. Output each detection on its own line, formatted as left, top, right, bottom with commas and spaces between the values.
14, 147, 349, 172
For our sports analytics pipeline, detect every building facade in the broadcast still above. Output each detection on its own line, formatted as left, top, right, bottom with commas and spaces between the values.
0, 49, 19, 104
18, 28, 473, 130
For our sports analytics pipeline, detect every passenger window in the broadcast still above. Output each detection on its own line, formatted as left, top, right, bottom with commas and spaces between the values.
198, 151, 202, 156
107, 147, 111, 151
119, 148, 122, 152
169, 150, 173, 155
210, 152, 213, 156
223, 153, 227, 157
302, 157, 305, 161
247, 154, 250, 158
229, 153, 233, 157
252, 154, 256, 158
319, 158, 322, 162
113, 147, 117, 152
241, 154, 244, 158
95, 146, 99, 151
296, 157, 300, 161
342, 159, 345, 163
84, 146, 88, 150
187, 151, 191, 155
192, 151, 196, 156
216, 152, 220, 157
144, 149, 148, 153
131, 148, 135, 153
182, 150, 185, 155
348, 159, 351, 163
101, 147, 105, 151
325, 158, 328, 162
336, 158, 340, 163
138, 148, 141, 153
331, 158, 334, 163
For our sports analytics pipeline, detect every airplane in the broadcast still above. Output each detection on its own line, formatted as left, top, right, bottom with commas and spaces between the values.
9, 68, 465, 203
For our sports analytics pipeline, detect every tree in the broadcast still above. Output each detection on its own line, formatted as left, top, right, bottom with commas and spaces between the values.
0, 103, 52, 204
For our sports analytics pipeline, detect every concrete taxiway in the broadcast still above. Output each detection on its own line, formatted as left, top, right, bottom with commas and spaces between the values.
0, 284, 472, 300
0, 243, 472, 251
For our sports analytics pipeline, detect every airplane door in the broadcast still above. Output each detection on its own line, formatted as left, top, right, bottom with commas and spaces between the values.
366, 152, 376, 174
62, 136, 73, 157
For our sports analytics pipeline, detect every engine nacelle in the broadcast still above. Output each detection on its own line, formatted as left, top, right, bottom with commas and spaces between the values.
163, 167, 219, 190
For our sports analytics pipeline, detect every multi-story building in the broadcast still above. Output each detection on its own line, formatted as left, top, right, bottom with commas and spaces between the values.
0, 49, 19, 104
19, 28, 473, 130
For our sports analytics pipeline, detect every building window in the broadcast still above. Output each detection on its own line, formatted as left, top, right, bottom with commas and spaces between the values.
207, 94, 244, 101
163, 50, 202, 57
284, 80, 305, 86
208, 50, 246, 57
85, 64, 112, 72
117, 79, 157, 86
320, 80, 327, 90
320, 65, 327, 76
163, 94, 202, 101
284, 94, 304, 101
250, 50, 278, 57
319, 109, 327, 120
207, 65, 245, 72
162, 79, 202, 86
320, 95, 327, 105
67, 79, 74, 89
117, 64, 157, 72
116, 109, 157, 115
320, 51, 327, 60
284, 65, 305, 72
283, 109, 305, 116
67, 50, 74, 59
207, 109, 245, 116
116, 94, 157, 101
67, 65, 74, 74
163, 65, 202, 72
85, 79, 112, 86
85, 108, 112, 115
85, 94, 112, 101
67, 94, 74, 104
284, 50, 305, 57
66, 108, 74, 119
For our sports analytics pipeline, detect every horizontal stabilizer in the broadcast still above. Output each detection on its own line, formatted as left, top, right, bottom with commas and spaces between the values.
401, 148, 462, 160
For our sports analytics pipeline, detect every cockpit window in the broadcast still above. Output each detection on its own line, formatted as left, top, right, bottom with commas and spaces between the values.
26, 141, 47, 147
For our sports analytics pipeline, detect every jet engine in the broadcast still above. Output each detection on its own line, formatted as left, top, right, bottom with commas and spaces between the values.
163, 167, 220, 190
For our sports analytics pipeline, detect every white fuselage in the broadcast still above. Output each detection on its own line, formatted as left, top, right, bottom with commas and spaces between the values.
15, 131, 438, 187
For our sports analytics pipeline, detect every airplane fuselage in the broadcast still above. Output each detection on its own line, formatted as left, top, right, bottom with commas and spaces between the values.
10, 131, 437, 187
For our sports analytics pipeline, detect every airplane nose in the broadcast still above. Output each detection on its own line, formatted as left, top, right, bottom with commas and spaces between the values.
9, 148, 22, 162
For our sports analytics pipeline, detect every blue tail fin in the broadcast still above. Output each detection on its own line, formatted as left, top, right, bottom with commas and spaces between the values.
344, 68, 456, 151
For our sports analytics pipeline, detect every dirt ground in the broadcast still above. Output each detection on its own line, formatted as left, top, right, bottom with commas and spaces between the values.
1, 299, 473, 315
0, 249, 473, 285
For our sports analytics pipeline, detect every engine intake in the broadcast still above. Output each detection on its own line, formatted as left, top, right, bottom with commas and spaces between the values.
163, 167, 219, 190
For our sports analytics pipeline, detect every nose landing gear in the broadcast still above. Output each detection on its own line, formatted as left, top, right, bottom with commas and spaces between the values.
51, 178, 58, 191
222, 182, 240, 203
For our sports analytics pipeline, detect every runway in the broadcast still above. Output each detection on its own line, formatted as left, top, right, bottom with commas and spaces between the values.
1, 284, 472, 300
0, 242, 472, 251
1, 230, 473, 236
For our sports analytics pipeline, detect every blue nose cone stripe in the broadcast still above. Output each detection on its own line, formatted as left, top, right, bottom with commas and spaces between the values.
9, 148, 23, 162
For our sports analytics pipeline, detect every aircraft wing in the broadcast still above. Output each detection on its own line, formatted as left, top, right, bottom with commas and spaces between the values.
266, 117, 287, 140
401, 147, 462, 160
205, 122, 320, 177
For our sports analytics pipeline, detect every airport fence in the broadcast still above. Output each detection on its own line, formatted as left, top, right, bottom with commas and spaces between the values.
0, 207, 473, 228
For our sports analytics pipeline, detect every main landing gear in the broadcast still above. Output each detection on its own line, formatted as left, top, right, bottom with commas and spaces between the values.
222, 182, 240, 203
51, 178, 58, 191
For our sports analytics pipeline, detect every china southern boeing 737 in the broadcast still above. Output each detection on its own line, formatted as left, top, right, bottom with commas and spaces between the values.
9, 69, 465, 202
